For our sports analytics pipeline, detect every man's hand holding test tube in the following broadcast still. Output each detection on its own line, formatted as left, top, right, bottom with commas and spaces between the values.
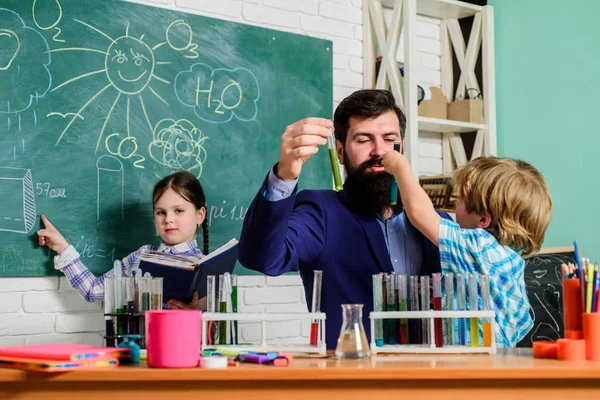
275, 118, 335, 182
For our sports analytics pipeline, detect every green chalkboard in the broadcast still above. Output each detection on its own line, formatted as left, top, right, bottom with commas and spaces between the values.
0, 0, 332, 276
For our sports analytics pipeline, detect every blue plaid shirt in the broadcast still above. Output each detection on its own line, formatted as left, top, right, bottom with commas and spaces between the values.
56, 241, 204, 302
439, 218, 533, 347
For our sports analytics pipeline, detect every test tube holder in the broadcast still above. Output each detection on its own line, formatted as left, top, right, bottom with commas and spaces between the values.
369, 310, 497, 354
201, 312, 327, 355
103, 312, 145, 347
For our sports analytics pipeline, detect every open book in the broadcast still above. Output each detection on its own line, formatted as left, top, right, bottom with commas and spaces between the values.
138, 238, 238, 304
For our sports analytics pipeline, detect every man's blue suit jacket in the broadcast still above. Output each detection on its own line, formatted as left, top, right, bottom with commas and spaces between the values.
239, 176, 450, 349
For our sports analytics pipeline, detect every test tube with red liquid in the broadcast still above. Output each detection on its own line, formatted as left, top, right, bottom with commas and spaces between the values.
432, 273, 443, 347
310, 270, 323, 346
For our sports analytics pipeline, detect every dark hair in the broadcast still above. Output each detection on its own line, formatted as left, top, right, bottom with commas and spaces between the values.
333, 89, 406, 144
153, 171, 209, 254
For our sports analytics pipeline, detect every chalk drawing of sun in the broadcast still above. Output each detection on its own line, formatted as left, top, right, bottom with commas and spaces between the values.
105, 36, 155, 95
50, 20, 171, 152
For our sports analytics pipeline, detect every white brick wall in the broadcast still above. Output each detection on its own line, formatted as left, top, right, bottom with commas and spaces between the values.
0, 0, 442, 347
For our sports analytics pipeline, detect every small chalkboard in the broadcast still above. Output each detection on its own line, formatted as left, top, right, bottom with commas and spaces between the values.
517, 246, 575, 347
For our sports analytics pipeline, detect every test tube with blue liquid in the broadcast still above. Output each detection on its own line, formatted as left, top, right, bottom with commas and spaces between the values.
457, 273, 467, 345
372, 274, 384, 347
469, 274, 480, 347
420, 275, 431, 346
444, 272, 455, 345
390, 142, 401, 205
327, 131, 343, 191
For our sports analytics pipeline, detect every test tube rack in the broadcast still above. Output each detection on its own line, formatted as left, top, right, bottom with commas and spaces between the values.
369, 310, 497, 354
201, 312, 327, 355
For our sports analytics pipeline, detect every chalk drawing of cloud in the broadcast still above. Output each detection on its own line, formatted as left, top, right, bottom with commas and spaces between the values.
148, 118, 208, 178
0, 8, 52, 114
174, 63, 259, 124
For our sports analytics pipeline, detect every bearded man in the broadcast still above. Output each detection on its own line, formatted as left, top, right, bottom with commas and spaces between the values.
239, 89, 450, 349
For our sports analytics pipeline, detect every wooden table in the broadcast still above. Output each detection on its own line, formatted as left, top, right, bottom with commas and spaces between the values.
2, 349, 600, 399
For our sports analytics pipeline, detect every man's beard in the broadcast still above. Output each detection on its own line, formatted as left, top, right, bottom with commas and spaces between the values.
343, 156, 398, 216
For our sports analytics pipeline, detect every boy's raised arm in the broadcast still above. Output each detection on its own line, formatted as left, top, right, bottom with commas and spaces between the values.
382, 151, 441, 246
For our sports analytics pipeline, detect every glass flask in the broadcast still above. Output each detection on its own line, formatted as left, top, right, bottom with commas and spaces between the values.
335, 304, 370, 359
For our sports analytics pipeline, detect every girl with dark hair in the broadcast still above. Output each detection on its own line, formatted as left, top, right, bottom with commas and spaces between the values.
37, 171, 209, 309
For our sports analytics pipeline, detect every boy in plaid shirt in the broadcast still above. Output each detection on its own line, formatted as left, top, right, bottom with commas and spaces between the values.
381, 154, 552, 347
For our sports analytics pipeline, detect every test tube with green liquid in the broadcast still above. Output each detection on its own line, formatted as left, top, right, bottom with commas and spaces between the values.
386, 274, 397, 345
372, 274, 384, 347
231, 274, 238, 345
327, 133, 343, 190
219, 274, 228, 345
397, 274, 409, 344
457, 273, 467, 345
469, 274, 480, 347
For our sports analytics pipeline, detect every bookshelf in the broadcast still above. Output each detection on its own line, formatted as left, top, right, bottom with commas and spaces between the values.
363, 0, 497, 184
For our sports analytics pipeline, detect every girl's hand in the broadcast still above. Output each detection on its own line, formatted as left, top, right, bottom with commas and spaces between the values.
381, 150, 407, 176
167, 291, 200, 310
37, 215, 70, 254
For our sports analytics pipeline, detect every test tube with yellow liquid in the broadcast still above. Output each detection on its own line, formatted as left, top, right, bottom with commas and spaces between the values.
468, 274, 480, 347
480, 275, 493, 347
327, 132, 343, 191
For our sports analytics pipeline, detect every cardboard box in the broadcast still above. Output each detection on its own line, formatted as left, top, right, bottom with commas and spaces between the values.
447, 98, 484, 124
418, 87, 447, 119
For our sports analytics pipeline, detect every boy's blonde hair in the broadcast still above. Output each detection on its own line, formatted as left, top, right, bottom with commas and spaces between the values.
453, 157, 552, 257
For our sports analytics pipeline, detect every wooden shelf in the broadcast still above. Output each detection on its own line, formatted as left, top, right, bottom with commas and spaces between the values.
380, 0, 482, 19
364, 0, 496, 174
418, 116, 484, 133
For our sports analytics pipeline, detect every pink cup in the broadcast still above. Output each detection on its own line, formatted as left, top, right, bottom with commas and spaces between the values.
145, 310, 202, 368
